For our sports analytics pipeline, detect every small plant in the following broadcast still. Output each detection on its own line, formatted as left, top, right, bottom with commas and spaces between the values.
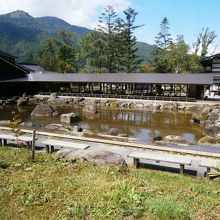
10, 111, 23, 147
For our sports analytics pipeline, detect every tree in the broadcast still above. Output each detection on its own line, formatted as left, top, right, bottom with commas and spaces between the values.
193, 27, 217, 57
38, 31, 78, 73
162, 36, 203, 73
119, 8, 143, 72
155, 17, 172, 50
97, 5, 118, 72
80, 31, 107, 73
151, 17, 173, 72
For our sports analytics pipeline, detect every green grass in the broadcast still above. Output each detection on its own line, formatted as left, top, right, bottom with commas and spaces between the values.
0, 147, 220, 220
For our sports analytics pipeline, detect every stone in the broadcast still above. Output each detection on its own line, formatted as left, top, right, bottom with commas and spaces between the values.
60, 113, 81, 124
199, 136, 220, 145
56, 148, 76, 158
107, 128, 120, 136
152, 102, 161, 110
31, 104, 58, 117
20, 122, 34, 128
201, 107, 212, 114
64, 148, 127, 168
203, 126, 220, 137
191, 113, 203, 124
17, 97, 29, 107
82, 104, 97, 114
164, 135, 188, 144
208, 112, 219, 122
0, 120, 11, 126
153, 136, 163, 141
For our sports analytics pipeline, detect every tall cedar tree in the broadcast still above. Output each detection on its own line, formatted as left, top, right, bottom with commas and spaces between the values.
152, 17, 173, 72
120, 8, 143, 73
97, 6, 118, 72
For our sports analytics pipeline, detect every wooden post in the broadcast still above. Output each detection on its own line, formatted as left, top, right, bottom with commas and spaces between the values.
180, 164, 184, 175
46, 145, 50, 154
134, 158, 140, 168
31, 129, 36, 162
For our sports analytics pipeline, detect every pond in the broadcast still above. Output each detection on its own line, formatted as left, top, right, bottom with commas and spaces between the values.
0, 104, 204, 145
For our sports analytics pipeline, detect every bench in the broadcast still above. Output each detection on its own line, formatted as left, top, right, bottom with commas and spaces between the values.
128, 151, 192, 174
0, 133, 33, 148
199, 159, 220, 178
41, 138, 90, 153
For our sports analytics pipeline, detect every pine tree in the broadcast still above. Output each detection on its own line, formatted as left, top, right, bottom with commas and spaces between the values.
120, 7, 143, 73
97, 5, 118, 72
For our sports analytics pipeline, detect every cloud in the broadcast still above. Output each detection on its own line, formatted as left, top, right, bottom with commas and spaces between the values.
0, 0, 132, 28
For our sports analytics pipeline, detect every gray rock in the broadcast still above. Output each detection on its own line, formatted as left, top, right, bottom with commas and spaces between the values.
56, 148, 76, 158
208, 112, 219, 122
65, 148, 127, 167
82, 104, 97, 114
107, 128, 120, 136
60, 113, 81, 124
164, 135, 188, 144
203, 126, 220, 137
152, 102, 161, 110
20, 122, 34, 128
31, 104, 58, 117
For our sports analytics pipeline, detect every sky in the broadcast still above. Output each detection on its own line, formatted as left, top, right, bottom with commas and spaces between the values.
0, 0, 220, 53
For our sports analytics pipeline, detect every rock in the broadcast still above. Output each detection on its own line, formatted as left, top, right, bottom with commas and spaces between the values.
64, 148, 127, 168
31, 104, 58, 117
201, 107, 212, 114
48, 93, 57, 100
152, 102, 161, 110
135, 102, 144, 109
161, 103, 173, 111
153, 136, 163, 141
82, 104, 97, 114
17, 97, 29, 107
0, 120, 11, 126
107, 128, 120, 136
208, 112, 219, 122
20, 122, 34, 128
56, 148, 76, 158
60, 113, 81, 124
203, 126, 220, 137
164, 135, 188, 144
118, 133, 128, 138
191, 113, 203, 124
199, 136, 220, 145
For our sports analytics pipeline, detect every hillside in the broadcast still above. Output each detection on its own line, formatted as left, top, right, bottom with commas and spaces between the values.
0, 10, 154, 63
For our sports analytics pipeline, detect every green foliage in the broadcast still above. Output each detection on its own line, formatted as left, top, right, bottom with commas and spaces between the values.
193, 27, 217, 58
38, 31, 78, 72
79, 31, 107, 73
152, 18, 204, 73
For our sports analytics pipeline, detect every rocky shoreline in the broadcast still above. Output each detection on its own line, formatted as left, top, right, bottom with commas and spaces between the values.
1, 93, 220, 147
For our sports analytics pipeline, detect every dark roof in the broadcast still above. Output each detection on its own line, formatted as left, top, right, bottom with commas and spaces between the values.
28, 73, 213, 85
200, 53, 220, 67
0, 50, 16, 59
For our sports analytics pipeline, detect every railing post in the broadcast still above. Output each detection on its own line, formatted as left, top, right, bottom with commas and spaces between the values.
32, 129, 36, 162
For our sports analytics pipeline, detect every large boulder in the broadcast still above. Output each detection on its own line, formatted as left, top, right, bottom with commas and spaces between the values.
203, 126, 220, 137
82, 104, 97, 114
107, 128, 120, 136
31, 104, 58, 117
60, 113, 81, 124
62, 148, 127, 168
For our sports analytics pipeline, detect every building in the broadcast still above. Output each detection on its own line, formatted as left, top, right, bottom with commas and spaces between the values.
0, 50, 215, 100
201, 53, 220, 96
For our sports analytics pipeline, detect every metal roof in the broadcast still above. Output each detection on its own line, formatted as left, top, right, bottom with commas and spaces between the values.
28, 73, 213, 85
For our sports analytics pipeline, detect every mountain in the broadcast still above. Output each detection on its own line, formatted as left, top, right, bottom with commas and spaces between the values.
0, 10, 154, 63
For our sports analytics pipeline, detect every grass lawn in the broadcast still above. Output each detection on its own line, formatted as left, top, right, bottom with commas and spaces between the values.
0, 147, 220, 220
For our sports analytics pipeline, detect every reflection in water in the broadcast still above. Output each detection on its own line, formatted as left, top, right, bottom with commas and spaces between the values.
0, 105, 204, 144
